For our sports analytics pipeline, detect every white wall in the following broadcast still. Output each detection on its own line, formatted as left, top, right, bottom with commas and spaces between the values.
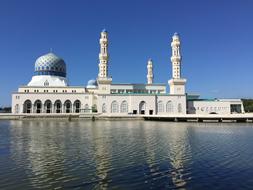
18, 86, 86, 93
12, 90, 95, 114
187, 100, 244, 114
157, 95, 187, 114
97, 94, 187, 115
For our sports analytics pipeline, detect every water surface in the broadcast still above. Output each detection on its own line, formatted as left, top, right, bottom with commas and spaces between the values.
0, 120, 253, 189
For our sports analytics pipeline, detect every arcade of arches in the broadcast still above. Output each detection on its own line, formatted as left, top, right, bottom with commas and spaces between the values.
21, 99, 183, 114
22, 99, 82, 113
106, 100, 182, 114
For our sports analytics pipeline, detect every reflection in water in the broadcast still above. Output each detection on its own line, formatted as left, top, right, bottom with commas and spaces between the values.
142, 122, 157, 174
10, 121, 72, 188
9, 120, 114, 189
166, 123, 192, 189
1, 120, 253, 189
141, 122, 192, 189
91, 122, 112, 190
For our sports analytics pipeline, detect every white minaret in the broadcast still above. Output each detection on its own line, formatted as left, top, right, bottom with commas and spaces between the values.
171, 33, 181, 79
98, 29, 109, 79
147, 58, 153, 84
97, 29, 112, 95
168, 33, 186, 95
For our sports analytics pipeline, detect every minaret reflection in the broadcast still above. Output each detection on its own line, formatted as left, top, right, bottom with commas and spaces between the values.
142, 122, 157, 173
90, 121, 112, 190
167, 123, 192, 189
142, 122, 192, 189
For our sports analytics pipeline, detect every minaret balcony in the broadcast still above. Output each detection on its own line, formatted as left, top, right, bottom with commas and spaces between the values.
99, 54, 109, 60
170, 57, 181, 62
171, 41, 180, 46
100, 39, 108, 44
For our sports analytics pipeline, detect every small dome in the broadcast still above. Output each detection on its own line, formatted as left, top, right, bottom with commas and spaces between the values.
34, 53, 66, 77
87, 79, 98, 88
102, 28, 107, 33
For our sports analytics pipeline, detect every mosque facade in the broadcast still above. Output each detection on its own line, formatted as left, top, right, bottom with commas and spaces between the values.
12, 30, 244, 115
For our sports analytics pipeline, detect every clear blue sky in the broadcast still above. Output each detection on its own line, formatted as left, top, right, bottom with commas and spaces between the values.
1, 0, 253, 106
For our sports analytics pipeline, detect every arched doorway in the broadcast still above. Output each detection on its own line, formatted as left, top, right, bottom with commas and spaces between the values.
54, 100, 62, 113
23, 100, 32, 113
73, 100, 81, 113
139, 101, 146, 115
44, 100, 52, 113
64, 100, 72, 113
92, 104, 97, 113
34, 100, 42, 113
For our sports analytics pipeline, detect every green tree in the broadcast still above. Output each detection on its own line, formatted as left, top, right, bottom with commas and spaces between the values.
242, 99, 253, 113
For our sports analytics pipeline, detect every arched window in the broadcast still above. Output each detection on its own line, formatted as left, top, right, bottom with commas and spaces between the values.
102, 103, 106, 113
158, 101, 164, 113
111, 101, 119, 113
64, 100, 72, 113
44, 80, 49, 86
178, 103, 182, 113
166, 101, 173, 113
34, 100, 42, 113
54, 100, 62, 113
120, 101, 128, 113
74, 100, 81, 113
44, 100, 52, 113
23, 100, 32, 113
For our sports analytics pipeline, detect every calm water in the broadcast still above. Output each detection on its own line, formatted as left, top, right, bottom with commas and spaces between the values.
0, 120, 253, 189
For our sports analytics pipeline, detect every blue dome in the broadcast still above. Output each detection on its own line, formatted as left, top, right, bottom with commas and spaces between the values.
87, 79, 98, 88
34, 53, 66, 77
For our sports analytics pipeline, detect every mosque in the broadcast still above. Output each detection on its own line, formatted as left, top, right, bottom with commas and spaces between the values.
12, 30, 244, 115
